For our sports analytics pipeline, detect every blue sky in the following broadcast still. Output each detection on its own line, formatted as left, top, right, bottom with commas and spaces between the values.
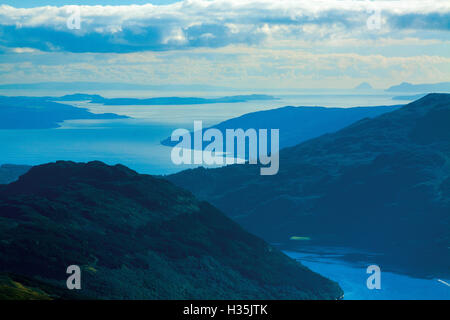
0, 0, 449, 90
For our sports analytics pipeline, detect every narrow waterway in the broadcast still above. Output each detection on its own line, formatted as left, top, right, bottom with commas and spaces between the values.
283, 247, 450, 300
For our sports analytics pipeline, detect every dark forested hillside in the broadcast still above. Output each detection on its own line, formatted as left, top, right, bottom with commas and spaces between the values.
168, 94, 450, 277
0, 161, 342, 300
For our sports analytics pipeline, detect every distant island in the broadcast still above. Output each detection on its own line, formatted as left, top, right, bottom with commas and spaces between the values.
51, 93, 278, 105
0, 96, 128, 129
0, 93, 278, 129
386, 82, 450, 92
354, 82, 373, 90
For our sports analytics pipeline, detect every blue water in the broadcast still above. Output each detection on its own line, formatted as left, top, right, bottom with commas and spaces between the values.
0, 120, 196, 174
283, 247, 450, 300
0, 93, 405, 175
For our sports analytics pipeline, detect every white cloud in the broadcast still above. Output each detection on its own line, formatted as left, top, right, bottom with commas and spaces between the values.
0, 1, 448, 88
1, 46, 449, 89
0, 1, 448, 53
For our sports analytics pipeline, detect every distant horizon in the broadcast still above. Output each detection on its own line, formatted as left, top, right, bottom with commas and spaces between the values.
0, 80, 449, 93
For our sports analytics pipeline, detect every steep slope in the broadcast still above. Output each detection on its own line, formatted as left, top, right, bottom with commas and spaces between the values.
0, 161, 342, 300
168, 94, 450, 277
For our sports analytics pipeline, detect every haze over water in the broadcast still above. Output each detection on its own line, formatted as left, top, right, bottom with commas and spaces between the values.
0, 92, 406, 174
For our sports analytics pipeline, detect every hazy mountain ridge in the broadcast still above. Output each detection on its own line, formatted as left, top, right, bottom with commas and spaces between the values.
161, 105, 401, 150
167, 93, 450, 277
0, 161, 342, 300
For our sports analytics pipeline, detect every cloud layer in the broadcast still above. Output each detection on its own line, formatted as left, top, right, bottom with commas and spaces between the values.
1, 46, 449, 89
0, 0, 449, 53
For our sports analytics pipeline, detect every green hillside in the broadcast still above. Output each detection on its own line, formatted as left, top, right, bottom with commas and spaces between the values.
0, 161, 342, 300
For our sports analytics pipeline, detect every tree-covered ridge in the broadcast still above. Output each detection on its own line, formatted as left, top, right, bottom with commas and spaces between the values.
0, 161, 342, 300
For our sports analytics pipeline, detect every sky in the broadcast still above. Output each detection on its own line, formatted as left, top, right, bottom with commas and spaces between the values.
0, 0, 449, 90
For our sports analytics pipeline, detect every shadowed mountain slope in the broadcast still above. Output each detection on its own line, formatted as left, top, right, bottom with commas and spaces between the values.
0, 161, 342, 300
167, 94, 450, 277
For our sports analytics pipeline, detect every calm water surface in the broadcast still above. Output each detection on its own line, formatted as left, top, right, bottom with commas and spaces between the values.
283, 247, 450, 300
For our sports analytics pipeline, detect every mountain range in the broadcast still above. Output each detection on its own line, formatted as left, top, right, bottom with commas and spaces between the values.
167, 93, 450, 278
0, 161, 342, 299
